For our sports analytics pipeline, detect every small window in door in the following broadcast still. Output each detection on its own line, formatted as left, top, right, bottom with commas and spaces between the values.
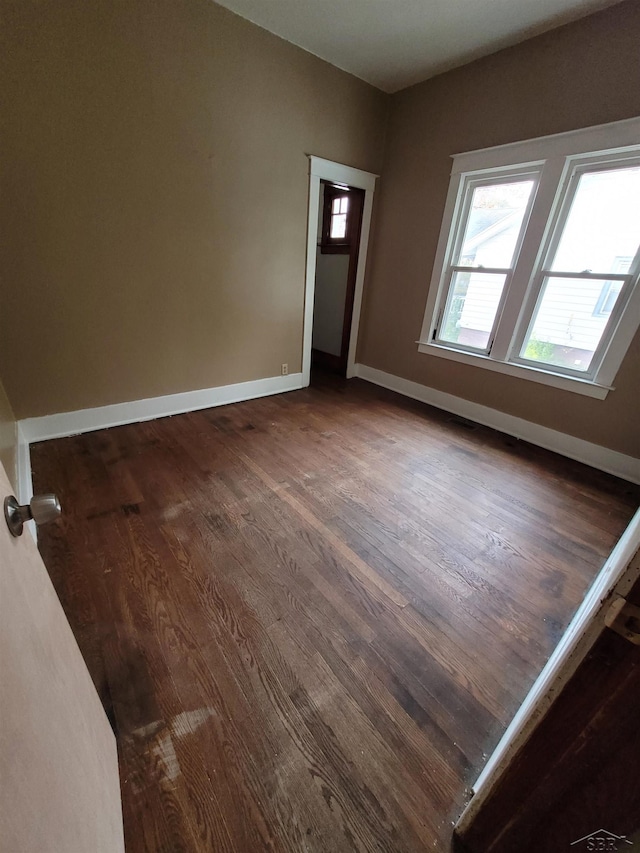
330, 196, 349, 239
321, 186, 352, 253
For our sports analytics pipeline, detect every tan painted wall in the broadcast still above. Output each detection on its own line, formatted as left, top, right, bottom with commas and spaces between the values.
0, 380, 17, 491
0, 0, 388, 419
358, 0, 640, 458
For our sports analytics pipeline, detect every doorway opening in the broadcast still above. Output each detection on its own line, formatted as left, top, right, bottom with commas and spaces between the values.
302, 156, 378, 386
311, 181, 365, 377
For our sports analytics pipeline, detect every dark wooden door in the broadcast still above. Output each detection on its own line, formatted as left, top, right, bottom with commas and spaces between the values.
457, 563, 640, 853
312, 184, 365, 375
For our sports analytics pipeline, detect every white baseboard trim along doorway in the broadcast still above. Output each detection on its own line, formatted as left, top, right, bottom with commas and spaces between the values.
353, 363, 640, 485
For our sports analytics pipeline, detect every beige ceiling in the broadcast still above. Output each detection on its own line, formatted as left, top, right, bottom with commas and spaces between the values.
213, 0, 621, 92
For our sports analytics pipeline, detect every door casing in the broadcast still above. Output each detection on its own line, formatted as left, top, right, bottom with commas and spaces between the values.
303, 156, 378, 385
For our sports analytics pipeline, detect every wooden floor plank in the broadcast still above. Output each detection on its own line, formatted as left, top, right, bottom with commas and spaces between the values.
31, 373, 639, 852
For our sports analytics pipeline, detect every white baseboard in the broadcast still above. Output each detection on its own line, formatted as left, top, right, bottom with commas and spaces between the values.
19, 373, 305, 444
354, 363, 640, 484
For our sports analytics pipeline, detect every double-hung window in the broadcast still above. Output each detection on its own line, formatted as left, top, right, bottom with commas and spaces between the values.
434, 170, 539, 353
419, 118, 640, 399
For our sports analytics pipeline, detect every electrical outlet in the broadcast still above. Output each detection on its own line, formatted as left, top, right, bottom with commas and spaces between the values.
281, 363, 289, 376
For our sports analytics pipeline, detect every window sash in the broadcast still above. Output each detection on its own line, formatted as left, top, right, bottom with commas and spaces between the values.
434, 267, 511, 355
433, 167, 541, 355
534, 156, 640, 279
507, 154, 640, 380
448, 171, 540, 270
510, 271, 636, 381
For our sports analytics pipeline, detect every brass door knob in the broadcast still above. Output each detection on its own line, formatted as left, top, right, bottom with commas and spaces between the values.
4, 494, 62, 537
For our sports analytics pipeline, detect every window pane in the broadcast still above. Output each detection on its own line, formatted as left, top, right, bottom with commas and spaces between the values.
521, 276, 623, 371
340, 197, 349, 214
594, 280, 623, 316
332, 197, 341, 214
551, 166, 640, 273
439, 271, 507, 349
456, 180, 535, 269
331, 213, 347, 239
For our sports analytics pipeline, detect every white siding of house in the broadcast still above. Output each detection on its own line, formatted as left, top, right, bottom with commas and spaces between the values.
459, 275, 504, 334
458, 226, 618, 352
530, 279, 609, 349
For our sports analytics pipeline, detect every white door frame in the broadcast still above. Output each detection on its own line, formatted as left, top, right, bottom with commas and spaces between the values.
302, 156, 378, 385
456, 506, 640, 833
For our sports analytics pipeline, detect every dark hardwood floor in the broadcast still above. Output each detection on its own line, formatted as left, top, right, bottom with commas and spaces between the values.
31, 374, 639, 852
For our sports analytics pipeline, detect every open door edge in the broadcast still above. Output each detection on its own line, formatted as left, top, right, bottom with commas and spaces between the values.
455, 506, 640, 837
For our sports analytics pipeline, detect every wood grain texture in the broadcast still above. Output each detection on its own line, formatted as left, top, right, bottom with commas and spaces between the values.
458, 568, 640, 853
31, 374, 639, 852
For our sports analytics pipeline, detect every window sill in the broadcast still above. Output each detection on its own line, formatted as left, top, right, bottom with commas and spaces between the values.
416, 341, 612, 399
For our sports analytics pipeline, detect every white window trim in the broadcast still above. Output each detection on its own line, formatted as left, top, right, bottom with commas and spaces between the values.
432, 165, 542, 357
418, 116, 640, 398
416, 343, 612, 398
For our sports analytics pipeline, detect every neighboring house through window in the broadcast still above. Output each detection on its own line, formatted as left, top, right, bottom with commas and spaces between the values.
593, 257, 631, 318
418, 118, 640, 398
